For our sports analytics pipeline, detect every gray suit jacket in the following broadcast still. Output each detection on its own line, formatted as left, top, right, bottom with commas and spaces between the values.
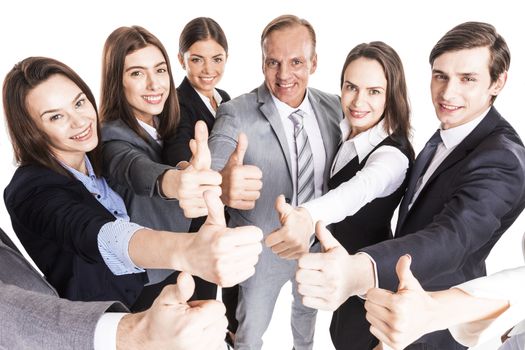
209, 83, 341, 239
101, 119, 191, 283
0, 228, 125, 349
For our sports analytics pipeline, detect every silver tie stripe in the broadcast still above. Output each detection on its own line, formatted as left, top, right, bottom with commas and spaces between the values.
289, 109, 315, 205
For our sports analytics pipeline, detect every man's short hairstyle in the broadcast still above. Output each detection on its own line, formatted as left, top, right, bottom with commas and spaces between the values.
429, 21, 510, 85
260, 14, 316, 57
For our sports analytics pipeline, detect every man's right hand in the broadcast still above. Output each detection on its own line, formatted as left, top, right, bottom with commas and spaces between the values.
184, 190, 263, 287
220, 133, 263, 210
117, 272, 228, 350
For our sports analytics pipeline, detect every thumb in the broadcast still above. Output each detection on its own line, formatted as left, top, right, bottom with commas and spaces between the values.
275, 194, 292, 223
315, 221, 341, 252
203, 190, 226, 226
190, 120, 211, 170
227, 132, 248, 166
396, 254, 423, 292
157, 272, 195, 306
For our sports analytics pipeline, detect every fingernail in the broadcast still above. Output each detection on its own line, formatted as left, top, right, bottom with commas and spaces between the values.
405, 254, 412, 261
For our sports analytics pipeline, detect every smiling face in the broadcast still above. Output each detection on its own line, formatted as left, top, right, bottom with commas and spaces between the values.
341, 57, 387, 138
179, 38, 227, 98
123, 44, 170, 124
26, 74, 98, 169
262, 25, 317, 108
430, 46, 506, 129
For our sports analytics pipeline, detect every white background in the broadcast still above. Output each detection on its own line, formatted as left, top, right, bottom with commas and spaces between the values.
0, 1, 524, 349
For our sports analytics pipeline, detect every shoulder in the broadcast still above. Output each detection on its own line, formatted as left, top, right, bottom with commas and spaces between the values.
101, 119, 136, 142
217, 87, 231, 101
217, 89, 259, 116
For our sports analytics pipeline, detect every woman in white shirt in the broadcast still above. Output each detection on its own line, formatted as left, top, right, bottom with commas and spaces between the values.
266, 41, 414, 349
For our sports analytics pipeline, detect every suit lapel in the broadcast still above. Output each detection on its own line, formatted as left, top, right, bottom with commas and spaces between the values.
397, 107, 500, 232
257, 84, 293, 181
309, 89, 339, 183
178, 77, 215, 126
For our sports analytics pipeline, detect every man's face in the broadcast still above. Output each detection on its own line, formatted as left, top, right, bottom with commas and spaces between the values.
262, 25, 317, 108
430, 46, 505, 129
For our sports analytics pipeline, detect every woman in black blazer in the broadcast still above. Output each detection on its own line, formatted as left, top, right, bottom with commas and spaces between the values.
2, 56, 262, 312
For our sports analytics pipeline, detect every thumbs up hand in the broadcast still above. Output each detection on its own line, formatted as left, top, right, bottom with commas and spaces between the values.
364, 255, 438, 350
220, 133, 263, 210
265, 195, 314, 260
182, 190, 263, 287
160, 121, 222, 218
295, 222, 374, 311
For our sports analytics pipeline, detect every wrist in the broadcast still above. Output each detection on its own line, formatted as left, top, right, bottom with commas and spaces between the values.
159, 169, 180, 199
116, 313, 146, 350
350, 254, 375, 295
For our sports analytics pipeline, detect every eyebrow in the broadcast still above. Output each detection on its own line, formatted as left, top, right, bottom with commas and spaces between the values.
40, 92, 84, 118
344, 80, 385, 90
124, 61, 167, 72
432, 69, 478, 76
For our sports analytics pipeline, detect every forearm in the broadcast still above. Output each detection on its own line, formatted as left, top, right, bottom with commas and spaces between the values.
116, 312, 147, 350
128, 228, 191, 272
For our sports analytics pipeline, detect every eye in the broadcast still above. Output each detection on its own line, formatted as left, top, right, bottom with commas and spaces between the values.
157, 67, 167, 74
292, 59, 302, 66
369, 89, 381, 95
49, 114, 63, 122
434, 74, 448, 81
75, 98, 86, 109
344, 83, 357, 92
266, 59, 278, 68
214, 57, 223, 63
462, 76, 476, 82
191, 57, 202, 63
130, 70, 143, 77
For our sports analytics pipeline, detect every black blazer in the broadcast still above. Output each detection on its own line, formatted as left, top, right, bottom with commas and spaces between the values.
362, 107, 525, 349
163, 76, 231, 165
4, 164, 147, 307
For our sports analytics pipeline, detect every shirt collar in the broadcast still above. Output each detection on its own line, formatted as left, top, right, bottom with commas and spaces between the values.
137, 117, 161, 143
271, 89, 313, 118
342, 118, 389, 162
439, 107, 490, 149
64, 155, 96, 180
195, 88, 223, 107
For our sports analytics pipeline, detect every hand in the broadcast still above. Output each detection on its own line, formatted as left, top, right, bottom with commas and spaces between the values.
364, 255, 436, 350
161, 121, 222, 218
117, 272, 228, 350
265, 195, 314, 259
296, 222, 374, 310
183, 190, 263, 287
220, 133, 263, 210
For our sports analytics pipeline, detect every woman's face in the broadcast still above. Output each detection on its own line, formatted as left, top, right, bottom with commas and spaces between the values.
123, 45, 170, 123
26, 74, 98, 167
341, 57, 387, 138
179, 39, 227, 97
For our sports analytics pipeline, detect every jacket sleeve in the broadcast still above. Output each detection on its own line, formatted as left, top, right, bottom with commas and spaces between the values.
208, 102, 241, 172
102, 139, 173, 197
362, 138, 525, 291
0, 280, 126, 350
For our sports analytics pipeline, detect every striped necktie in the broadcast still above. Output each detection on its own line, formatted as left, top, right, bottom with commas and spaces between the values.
289, 109, 315, 205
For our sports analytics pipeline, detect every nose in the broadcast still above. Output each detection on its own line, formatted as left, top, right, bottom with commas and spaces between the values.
146, 72, 160, 91
440, 80, 457, 101
203, 59, 211, 74
352, 90, 364, 108
70, 110, 88, 128
277, 63, 291, 80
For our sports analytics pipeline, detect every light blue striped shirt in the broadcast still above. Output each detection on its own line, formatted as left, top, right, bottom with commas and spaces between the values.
64, 156, 144, 275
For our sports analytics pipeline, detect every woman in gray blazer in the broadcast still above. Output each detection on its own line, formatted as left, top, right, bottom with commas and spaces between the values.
99, 25, 225, 309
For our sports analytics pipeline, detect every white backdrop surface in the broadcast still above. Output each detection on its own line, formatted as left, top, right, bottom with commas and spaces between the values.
1, 1, 524, 349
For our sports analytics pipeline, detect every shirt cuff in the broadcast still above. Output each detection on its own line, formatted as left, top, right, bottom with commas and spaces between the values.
98, 219, 146, 275
355, 252, 378, 300
93, 312, 127, 350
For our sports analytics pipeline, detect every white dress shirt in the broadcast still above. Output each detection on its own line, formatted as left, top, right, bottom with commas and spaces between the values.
302, 118, 409, 225
137, 116, 162, 145
271, 91, 326, 204
195, 87, 223, 117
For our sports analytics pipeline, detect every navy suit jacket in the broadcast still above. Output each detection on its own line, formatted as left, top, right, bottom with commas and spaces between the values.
163, 76, 231, 165
362, 107, 525, 349
4, 165, 147, 307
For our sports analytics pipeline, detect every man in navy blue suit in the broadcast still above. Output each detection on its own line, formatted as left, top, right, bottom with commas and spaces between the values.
295, 21, 525, 349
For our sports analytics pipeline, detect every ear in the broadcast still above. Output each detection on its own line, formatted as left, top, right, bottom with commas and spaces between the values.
490, 71, 507, 97
178, 53, 186, 70
310, 53, 318, 75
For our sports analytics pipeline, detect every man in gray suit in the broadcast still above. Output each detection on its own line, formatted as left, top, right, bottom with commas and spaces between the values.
209, 14, 341, 350
0, 226, 228, 349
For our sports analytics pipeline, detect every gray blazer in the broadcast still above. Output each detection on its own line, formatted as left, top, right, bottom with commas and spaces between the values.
209, 83, 342, 236
101, 119, 191, 233
101, 119, 191, 283
0, 228, 125, 349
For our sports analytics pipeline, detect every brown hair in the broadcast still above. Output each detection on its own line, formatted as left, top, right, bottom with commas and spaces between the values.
2, 56, 102, 178
260, 14, 316, 58
429, 21, 510, 103
179, 17, 228, 55
99, 25, 179, 142
341, 41, 414, 159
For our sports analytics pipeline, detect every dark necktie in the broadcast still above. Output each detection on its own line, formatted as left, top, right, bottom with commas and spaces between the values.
398, 130, 442, 227
289, 109, 315, 205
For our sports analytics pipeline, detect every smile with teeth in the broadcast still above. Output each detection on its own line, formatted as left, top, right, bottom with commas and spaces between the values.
71, 124, 92, 141
200, 76, 216, 82
142, 94, 163, 104
277, 82, 295, 89
440, 103, 462, 111
350, 109, 369, 118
